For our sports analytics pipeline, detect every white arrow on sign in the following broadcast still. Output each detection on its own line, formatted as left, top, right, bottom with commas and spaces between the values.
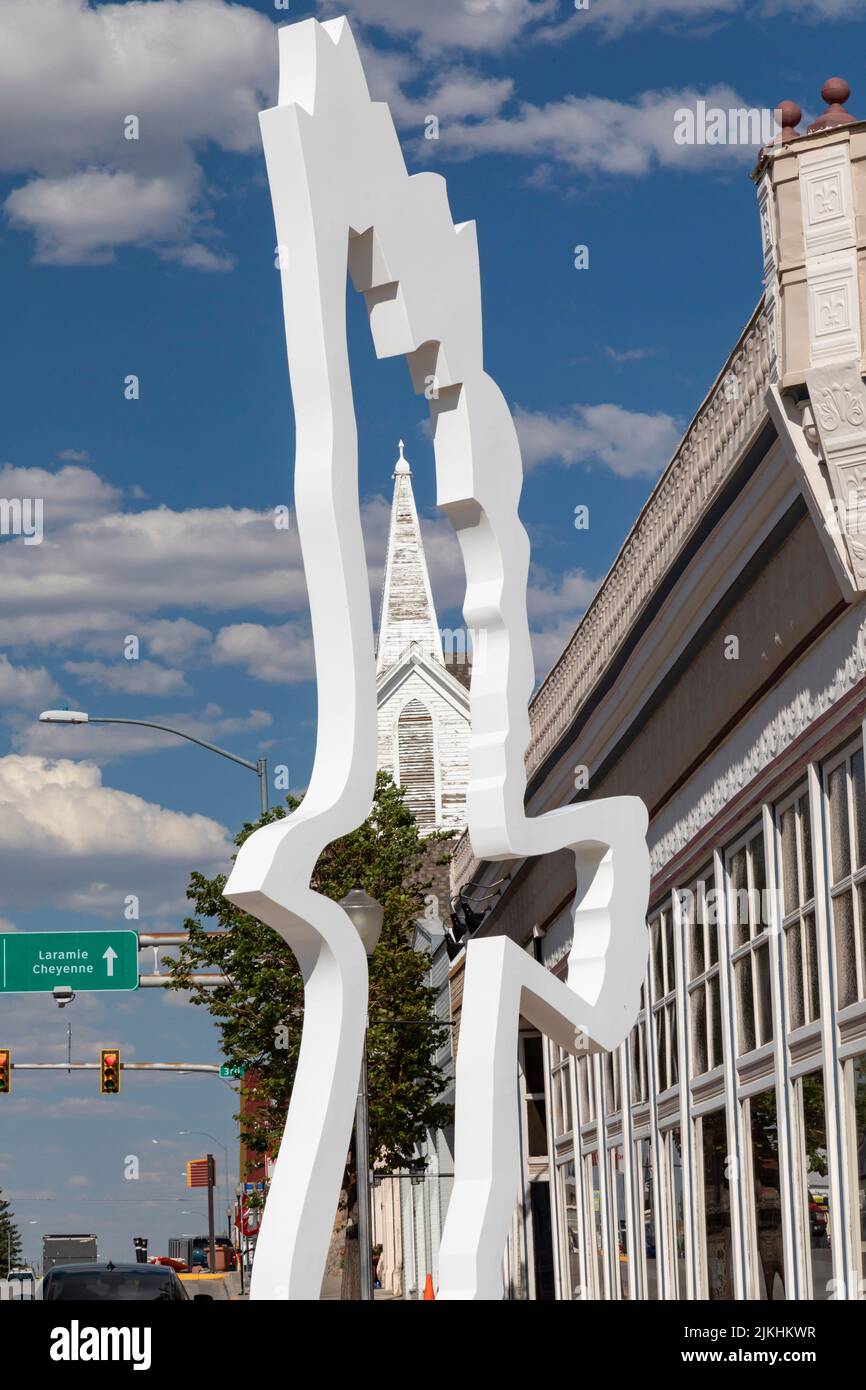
102, 947, 118, 978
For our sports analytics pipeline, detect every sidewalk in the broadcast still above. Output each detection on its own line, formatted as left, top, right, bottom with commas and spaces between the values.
320, 1272, 400, 1300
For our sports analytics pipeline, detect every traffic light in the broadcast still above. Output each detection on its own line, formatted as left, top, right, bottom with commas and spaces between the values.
100, 1049, 121, 1095
0, 1050, 10, 1094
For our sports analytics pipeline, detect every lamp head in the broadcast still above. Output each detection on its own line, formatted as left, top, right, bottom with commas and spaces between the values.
339, 885, 384, 957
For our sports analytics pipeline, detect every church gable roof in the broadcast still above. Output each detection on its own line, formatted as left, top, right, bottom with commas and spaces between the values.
376, 641, 471, 718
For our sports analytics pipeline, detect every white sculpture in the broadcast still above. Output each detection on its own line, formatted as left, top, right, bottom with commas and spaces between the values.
225, 16, 650, 1300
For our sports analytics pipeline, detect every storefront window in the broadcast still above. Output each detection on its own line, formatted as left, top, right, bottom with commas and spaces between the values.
825, 744, 866, 1009
795, 1071, 832, 1299
700, 1109, 735, 1298
663, 1127, 687, 1297
636, 1137, 659, 1298
777, 788, 820, 1029
651, 909, 678, 1092
727, 828, 774, 1054
522, 1035, 548, 1158
585, 1151, 604, 1298
550, 1045, 573, 1139
557, 1160, 581, 1298
749, 1087, 785, 1298
683, 868, 722, 1075
630, 987, 649, 1103
609, 1144, 628, 1298
851, 1056, 866, 1283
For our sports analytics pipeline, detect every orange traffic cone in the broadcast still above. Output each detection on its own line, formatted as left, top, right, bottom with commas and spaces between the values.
423, 1273, 435, 1300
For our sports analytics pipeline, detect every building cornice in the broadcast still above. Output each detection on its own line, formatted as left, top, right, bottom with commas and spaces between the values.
452, 300, 776, 888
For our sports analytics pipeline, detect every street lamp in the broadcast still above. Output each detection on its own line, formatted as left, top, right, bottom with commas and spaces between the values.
179, 1130, 231, 1239
38, 710, 269, 818
339, 886, 384, 1303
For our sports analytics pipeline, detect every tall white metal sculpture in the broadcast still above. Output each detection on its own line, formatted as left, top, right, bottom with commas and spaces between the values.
225, 16, 650, 1300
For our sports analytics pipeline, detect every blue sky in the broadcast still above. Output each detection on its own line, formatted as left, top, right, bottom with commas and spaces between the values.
0, 0, 863, 1265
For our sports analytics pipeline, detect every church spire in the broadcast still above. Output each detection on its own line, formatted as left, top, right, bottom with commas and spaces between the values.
376, 439, 444, 674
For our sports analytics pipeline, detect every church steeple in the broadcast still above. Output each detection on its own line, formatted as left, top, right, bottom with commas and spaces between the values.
376, 440, 444, 674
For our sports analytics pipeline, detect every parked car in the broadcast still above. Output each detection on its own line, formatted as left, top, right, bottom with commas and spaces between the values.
41, 1261, 213, 1301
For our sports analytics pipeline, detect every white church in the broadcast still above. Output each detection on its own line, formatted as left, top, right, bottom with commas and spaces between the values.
371, 440, 471, 1297
375, 440, 470, 833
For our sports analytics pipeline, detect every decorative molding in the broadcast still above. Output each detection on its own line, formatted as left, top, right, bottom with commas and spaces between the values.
799, 145, 855, 258
767, 385, 859, 598
524, 306, 774, 778
452, 305, 775, 890
805, 360, 866, 589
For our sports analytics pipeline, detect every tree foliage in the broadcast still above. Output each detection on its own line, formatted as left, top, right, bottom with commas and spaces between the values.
0, 1190, 22, 1273
168, 772, 453, 1173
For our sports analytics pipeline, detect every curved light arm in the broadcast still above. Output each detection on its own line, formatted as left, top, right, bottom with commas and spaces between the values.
39, 711, 268, 815
88, 717, 260, 775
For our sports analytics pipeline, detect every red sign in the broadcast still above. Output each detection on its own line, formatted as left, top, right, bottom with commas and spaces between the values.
241, 1207, 260, 1237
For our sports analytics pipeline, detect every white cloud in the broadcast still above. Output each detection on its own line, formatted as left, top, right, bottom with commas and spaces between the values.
559, 0, 861, 38
322, 0, 558, 54
0, 462, 120, 525
0, 655, 59, 707
527, 567, 598, 619
141, 619, 214, 664
63, 659, 191, 697
525, 568, 599, 679
0, 755, 231, 916
605, 345, 657, 364
6, 168, 198, 266
431, 84, 779, 176
335, 0, 863, 54
0, 490, 302, 650
212, 621, 316, 685
57, 449, 90, 464
515, 402, 681, 477
0, 0, 276, 266
161, 241, 235, 273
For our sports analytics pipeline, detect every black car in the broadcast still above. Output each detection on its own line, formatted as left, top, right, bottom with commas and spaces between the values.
41, 1261, 212, 1301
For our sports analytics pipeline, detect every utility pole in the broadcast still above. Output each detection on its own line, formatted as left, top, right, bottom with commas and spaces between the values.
355, 1036, 373, 1301
206, 1155, 216, 1274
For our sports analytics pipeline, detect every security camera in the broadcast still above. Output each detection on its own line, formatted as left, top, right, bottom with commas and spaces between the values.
53, 986, 75, 1008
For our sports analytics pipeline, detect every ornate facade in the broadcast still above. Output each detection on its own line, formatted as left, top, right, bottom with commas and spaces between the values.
447, 82, 866, 1300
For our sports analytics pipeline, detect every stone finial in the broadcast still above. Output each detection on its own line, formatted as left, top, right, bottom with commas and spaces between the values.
807, 77, 856, 134
777, 100, 802, 144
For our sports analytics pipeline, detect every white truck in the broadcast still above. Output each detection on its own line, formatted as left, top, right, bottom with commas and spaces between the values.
42, 1233, 98, 1272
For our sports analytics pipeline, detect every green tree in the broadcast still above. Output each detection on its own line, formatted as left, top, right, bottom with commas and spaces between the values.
0, 1189, 22, 1275
169, 771, 453, 1297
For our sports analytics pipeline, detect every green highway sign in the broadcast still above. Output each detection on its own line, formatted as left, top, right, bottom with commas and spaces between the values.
219, 1064, 247, 1079
0, 931, 139, 994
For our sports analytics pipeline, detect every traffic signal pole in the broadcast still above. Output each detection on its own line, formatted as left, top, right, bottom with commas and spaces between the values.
5, 1061, 224, 1075
207, 1155, 216, 1275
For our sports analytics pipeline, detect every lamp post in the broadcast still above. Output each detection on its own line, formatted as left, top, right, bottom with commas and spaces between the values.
38, 710, 268, 817
339, 886, 384, 1302
179, 1130, 231, 1240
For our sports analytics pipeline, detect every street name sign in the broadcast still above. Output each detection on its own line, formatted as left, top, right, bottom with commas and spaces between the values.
219, 1064, 247, 1078
0, 931, 139, 994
